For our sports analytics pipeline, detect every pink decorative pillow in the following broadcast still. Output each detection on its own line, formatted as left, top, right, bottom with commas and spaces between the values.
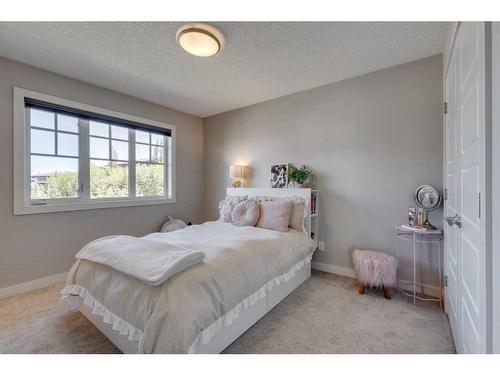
256, 200, 293, 232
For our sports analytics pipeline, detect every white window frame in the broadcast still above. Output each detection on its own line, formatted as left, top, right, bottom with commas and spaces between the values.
13, 87, 176, 215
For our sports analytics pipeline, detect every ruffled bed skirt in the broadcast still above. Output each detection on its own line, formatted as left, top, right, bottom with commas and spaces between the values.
61, 284, 143, 343
61, 253, 312, 354
188, 253, 312, 353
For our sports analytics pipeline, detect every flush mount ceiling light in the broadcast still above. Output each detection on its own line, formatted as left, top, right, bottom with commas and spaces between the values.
176, 23, 224, 57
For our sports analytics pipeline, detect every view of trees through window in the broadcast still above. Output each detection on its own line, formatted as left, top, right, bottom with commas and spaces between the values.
29, 108, 167, 200
31, 171, 78, 199
31, 163, 164, 199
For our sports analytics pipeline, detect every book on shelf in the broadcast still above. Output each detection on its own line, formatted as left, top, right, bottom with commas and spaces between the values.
310, 192, 317, 214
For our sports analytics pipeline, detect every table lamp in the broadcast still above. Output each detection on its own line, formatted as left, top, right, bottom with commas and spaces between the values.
229, 165, 243, 188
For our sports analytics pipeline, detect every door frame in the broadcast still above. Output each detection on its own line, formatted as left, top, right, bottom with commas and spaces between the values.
442, 21, 493, 353
443, 31, 460, 348
442, 28, 459, 337
491, 22, 500, 354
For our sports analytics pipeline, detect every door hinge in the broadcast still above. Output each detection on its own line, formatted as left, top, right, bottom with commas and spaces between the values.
444, 102, 448, 114
444, 275, 448, 287
444, 188, 448, 201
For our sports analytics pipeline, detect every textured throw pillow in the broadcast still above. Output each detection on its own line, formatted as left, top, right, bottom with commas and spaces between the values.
254, 196, 307, 233
231, 199, 260, 226
285, 198, 307, 233
256, 200, 293, 232
218, 195, 247, 222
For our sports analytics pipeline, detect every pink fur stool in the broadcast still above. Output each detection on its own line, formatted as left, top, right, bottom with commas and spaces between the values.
352, 249, 398, 299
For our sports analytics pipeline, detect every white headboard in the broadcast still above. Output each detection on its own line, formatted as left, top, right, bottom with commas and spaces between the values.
226, 187, 312, 236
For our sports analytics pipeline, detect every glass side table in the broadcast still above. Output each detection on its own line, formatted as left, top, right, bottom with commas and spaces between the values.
394, 225, 443, 307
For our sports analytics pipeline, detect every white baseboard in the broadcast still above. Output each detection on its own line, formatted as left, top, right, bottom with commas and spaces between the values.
311, 261, 441, 298
0, 272, 67, 300
311, 261, 356, 278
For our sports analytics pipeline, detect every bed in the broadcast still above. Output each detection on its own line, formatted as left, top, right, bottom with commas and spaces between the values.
62, 188, 315, 354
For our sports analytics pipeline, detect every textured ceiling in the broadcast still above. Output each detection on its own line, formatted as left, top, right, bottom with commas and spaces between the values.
0, 22, 447, 117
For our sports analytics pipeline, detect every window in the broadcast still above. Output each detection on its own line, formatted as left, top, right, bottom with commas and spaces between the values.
14, 88, 175, 215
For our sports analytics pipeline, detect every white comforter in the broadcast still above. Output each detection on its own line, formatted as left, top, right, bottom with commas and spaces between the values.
62, 221, 314, 353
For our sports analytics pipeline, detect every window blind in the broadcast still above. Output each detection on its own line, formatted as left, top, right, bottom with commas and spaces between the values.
25, 97, 171, 136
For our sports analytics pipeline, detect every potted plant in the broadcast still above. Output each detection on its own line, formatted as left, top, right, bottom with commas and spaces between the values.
288, 165, 312, 188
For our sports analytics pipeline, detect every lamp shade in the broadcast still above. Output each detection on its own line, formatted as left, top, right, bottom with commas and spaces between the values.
229, 165, 243, 179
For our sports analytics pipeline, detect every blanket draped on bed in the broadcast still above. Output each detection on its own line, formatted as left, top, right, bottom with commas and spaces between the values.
75, 236, 205, 286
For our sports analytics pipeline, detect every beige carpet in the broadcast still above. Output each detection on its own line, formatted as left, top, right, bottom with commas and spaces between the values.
0, 270, 455, 354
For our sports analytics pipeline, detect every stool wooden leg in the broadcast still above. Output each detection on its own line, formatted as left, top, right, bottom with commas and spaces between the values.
358, 284, 365, 294
383, 286, 391, 300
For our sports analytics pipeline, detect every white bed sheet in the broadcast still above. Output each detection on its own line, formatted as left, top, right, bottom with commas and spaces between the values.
63, 221, 314, 353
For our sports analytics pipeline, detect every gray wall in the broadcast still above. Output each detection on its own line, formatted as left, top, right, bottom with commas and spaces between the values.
0, 57, 204, 289
204, 55, 443, 284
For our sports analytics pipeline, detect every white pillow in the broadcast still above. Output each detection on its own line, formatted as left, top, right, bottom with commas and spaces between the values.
218, 195, 247, 222
283, 196, 307, 234
231, 199, 260, 226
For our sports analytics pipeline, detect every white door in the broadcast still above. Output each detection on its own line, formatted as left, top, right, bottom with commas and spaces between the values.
444, 22, 488, 354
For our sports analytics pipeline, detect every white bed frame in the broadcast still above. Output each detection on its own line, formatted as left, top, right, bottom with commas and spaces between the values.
79, 188, 313, 354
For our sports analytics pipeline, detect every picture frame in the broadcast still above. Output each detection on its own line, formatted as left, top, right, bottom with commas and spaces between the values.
270, 163, 289, 188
